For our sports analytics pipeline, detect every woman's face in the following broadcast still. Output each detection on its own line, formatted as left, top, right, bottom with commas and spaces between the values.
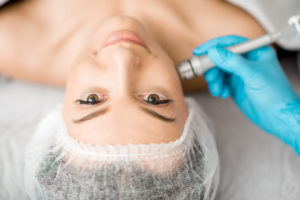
63, 16, 188, 145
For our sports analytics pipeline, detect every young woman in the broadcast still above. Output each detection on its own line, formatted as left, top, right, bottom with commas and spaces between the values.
0, 0, 265, 199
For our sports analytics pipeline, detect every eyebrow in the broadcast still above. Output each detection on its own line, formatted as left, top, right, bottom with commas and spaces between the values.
73, 107, 109, 123
72, 106, 176, 124
140, 107, 176, 122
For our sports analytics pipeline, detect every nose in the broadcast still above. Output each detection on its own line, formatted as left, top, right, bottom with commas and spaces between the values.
95, 45, 141, 93
111, 46, 140, 71
95, 45, 141, 72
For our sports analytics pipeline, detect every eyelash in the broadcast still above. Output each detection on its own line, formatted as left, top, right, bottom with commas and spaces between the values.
144, 99, 172, 105
75, 99, 103, 105
75, 94, 172, 106
142, 93, 172, 106
76, 99, 171, 106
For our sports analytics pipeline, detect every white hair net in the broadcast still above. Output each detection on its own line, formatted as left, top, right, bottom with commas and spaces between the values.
24, 98, 219, 200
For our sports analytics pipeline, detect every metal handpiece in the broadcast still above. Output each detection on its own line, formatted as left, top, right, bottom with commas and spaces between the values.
176, 32, 282, 80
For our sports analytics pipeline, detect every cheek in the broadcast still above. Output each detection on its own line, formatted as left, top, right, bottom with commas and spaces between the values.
139, 60, 187, 123
141, 56, 180, 84
63, 82, 75, 120
64, 66, 85, 102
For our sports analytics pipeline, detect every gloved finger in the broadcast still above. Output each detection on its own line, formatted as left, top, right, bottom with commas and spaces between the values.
208, 74, 225, 97
245, 45, 276, 61
208, 46, 255, 82
204, 68, 223, 83
220, 86, 230, 99
193, 35, 248, 55
220, 74, 231, 99
228, 75, 247, 104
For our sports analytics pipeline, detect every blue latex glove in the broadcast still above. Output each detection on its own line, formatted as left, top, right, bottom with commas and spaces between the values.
193, 35, 300, 154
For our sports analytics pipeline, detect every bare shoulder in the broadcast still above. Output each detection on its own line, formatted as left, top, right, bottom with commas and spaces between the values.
181, 0, 265, 93
0, 1, 55, 84
0, 1, 29, 76
180, 0, 265, 42
194, 0, 265, 38
215, 1, 265, 37
0, 4, 17, 71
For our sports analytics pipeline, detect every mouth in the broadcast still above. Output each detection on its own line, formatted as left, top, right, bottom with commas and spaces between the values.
100, 30, 149, 51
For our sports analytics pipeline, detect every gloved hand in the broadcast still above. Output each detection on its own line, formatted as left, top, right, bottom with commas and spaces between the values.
193, 35, 300, 154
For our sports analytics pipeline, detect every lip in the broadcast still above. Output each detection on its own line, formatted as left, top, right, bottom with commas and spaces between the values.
100, 30, 149, 51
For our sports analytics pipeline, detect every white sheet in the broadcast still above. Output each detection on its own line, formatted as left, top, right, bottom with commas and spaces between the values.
1, 54, 300, 199
228, 0, 300, 50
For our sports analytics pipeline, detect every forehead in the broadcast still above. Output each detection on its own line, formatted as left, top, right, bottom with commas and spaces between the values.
64, 104, 185, 146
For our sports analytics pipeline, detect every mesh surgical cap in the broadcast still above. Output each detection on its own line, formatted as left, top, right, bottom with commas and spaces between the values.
24, 97, 220, 200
